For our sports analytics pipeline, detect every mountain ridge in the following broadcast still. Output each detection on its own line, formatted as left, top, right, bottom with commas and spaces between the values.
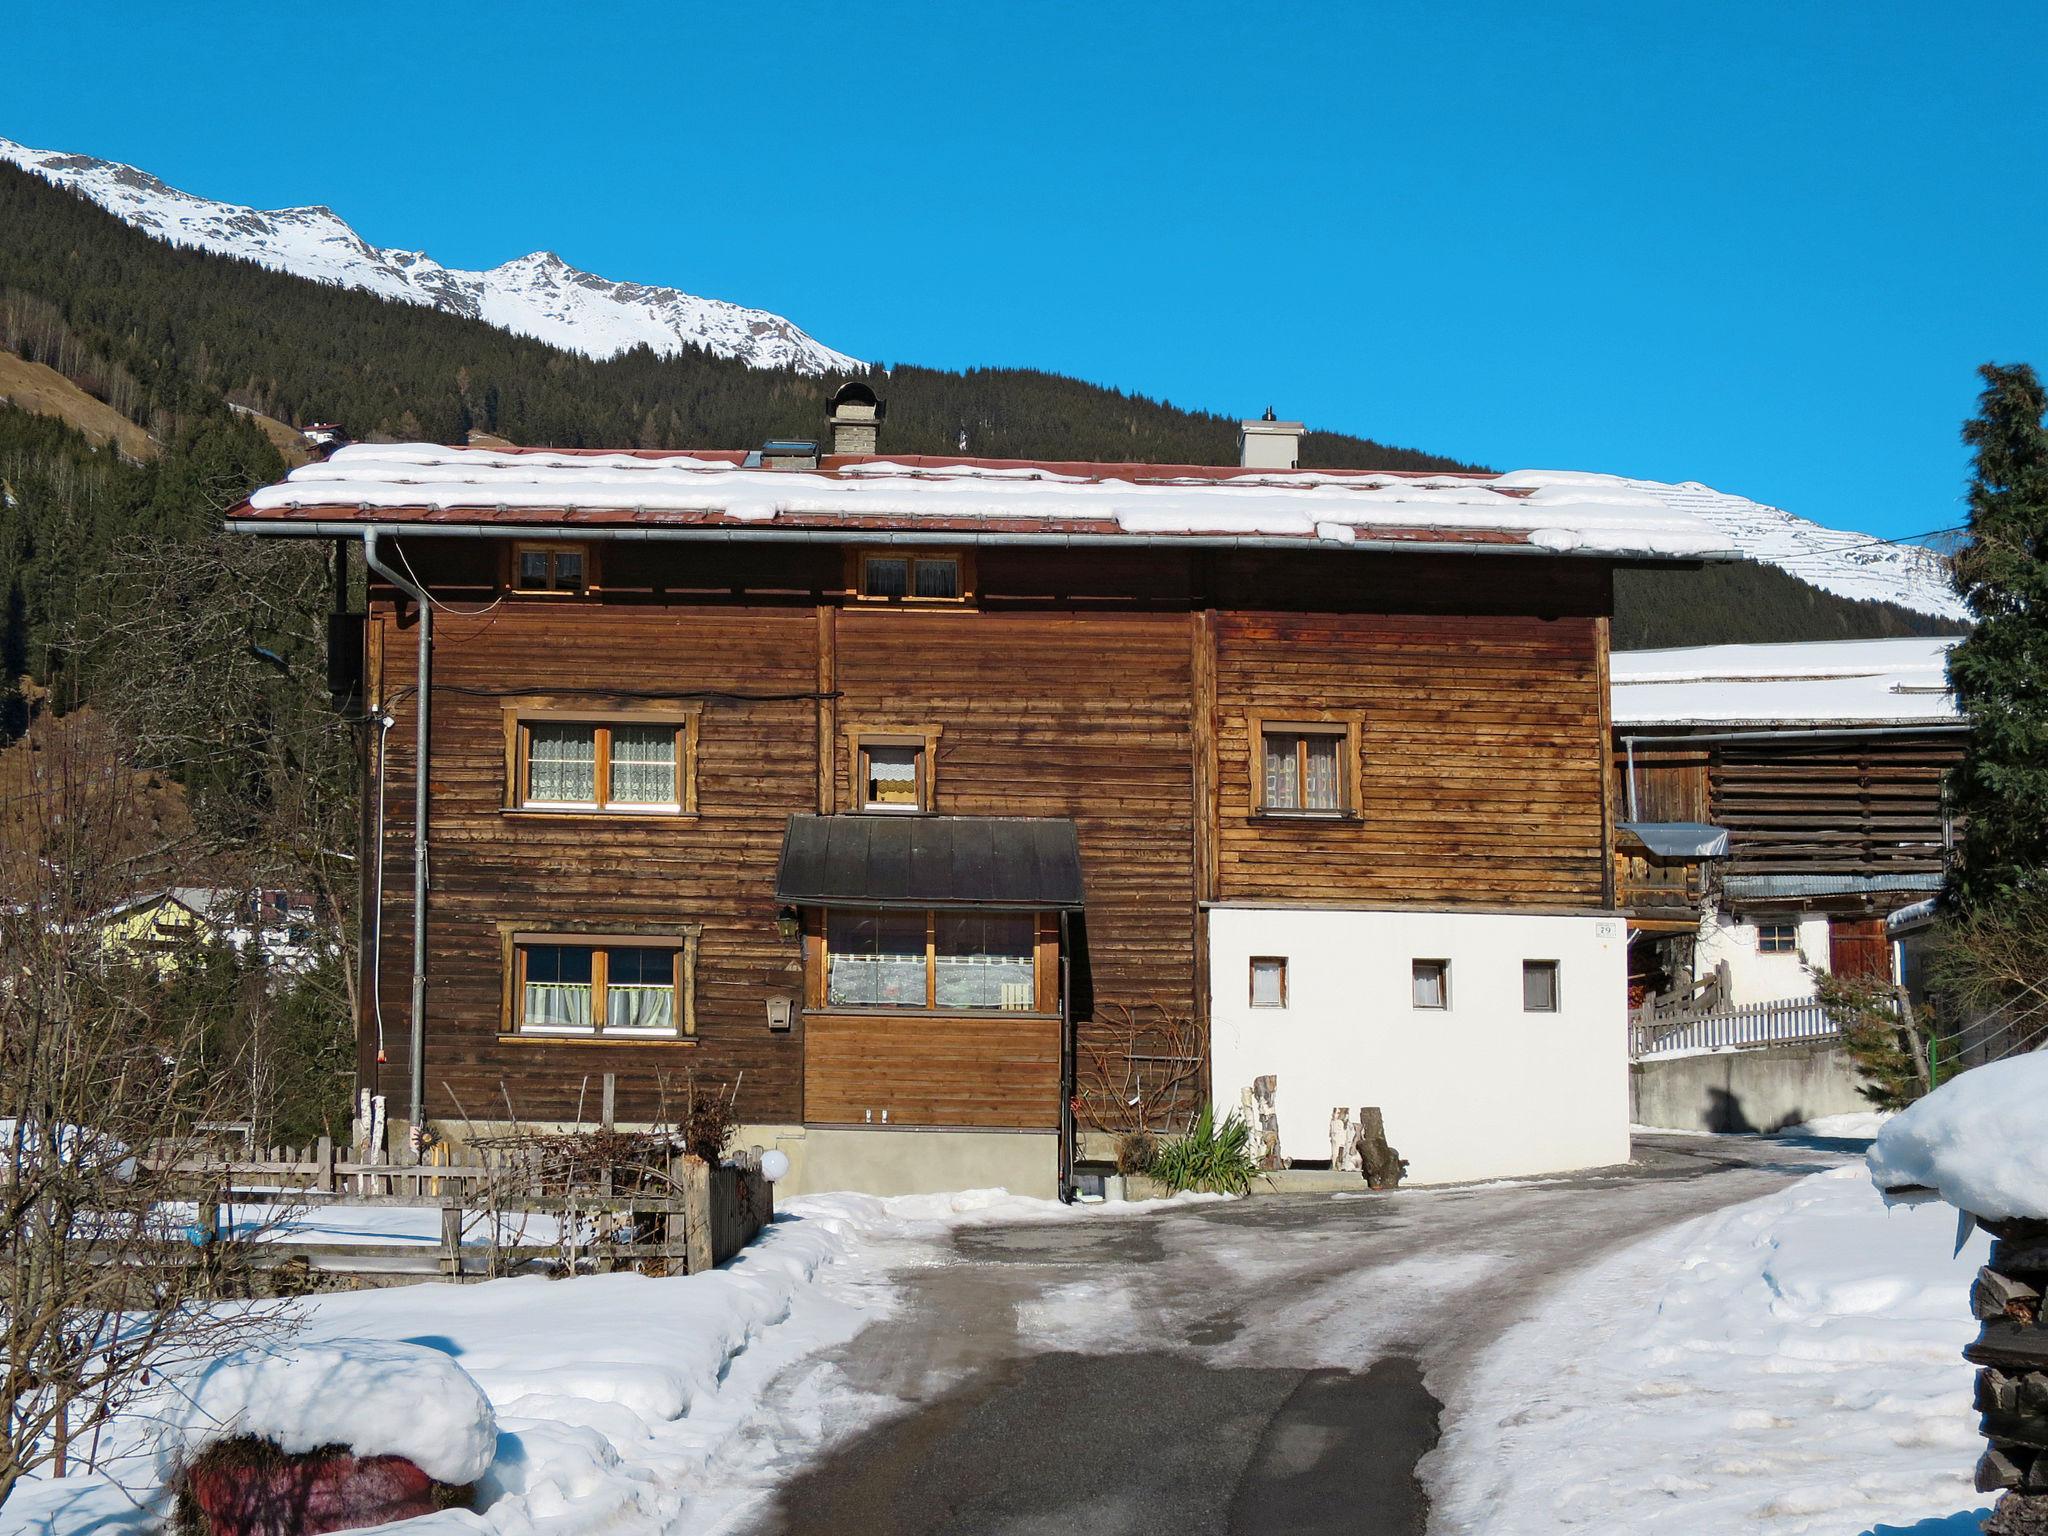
0, 136, 862, 375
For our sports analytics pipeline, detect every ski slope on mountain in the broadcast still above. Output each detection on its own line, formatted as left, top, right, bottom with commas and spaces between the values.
0, 137, 861, 376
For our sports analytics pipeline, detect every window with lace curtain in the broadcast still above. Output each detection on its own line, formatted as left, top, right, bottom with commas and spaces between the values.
508, 934, 695, 1037
1253, 718, 1359, 817
507, 710, 697, 814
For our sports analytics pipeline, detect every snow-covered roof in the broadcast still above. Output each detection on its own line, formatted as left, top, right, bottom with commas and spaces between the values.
230, 445, 1740, 561
1612, 637, 1965, 728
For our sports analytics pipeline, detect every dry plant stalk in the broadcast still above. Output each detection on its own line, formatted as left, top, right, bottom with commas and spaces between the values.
1075, 1003, 1205, 1137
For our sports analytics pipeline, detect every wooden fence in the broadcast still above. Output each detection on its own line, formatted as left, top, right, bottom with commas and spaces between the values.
1629, 995, 1846, 1059
137, 1141, 776, 1285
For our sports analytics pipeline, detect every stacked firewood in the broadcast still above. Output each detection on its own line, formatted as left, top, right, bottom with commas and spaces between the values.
1969, 1215, 2048, 1536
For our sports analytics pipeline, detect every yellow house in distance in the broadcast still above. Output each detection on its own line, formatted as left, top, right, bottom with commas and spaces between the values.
93, 888, 225, 970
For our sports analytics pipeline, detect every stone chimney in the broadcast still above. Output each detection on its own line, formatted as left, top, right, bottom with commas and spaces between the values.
826, 381, 885, 457
1238, 407, 1303, 471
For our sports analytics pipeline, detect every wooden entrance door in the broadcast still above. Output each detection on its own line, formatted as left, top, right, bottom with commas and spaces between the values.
1828, 917, 1891, 982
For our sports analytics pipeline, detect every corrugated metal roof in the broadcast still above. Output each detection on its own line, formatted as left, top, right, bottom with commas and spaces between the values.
774, 815, 1085, 910
1721, 873, 1943, 901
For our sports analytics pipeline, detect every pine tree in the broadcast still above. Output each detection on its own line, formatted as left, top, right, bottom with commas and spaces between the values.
1945, 362, 2048, 908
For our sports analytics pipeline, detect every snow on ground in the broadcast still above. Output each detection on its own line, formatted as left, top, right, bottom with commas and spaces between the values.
1430, 1165, 1991, 1536
0, 1186, 1222, 1536
1869, 1051, 2048, 1219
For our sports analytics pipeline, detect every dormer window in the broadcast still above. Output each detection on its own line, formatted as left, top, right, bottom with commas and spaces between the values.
514, 542, 590, 593
856, 550, 968, 603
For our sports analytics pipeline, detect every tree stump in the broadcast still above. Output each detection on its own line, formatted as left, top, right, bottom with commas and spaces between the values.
1353, 1107, 1408, 1191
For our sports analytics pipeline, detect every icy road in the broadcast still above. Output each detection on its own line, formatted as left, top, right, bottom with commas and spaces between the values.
718, 1134, 1864, 1536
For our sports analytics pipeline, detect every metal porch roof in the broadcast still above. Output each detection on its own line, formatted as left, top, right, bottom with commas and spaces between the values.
774, 815, 1086, 910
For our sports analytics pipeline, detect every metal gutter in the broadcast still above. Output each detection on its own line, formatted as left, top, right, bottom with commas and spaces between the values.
225, 518, 1740, 563
361, 530, 432, 1159
1620, 724, 1966, 746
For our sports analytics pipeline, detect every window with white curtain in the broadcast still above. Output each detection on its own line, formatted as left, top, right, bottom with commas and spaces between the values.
1258, 722, 1354, 815
1412, 959, 1450, 1010
824, 908, 1042, 1012
515, 940, 682, 1035
1249, 956, 1288, 1009
516, 717, 687, 812
608, 725, 677, 806
521, 943, 596, 1030
528, 724, 599, 804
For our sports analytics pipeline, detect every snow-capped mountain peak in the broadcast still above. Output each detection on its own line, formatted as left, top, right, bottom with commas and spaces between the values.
0, 137, 862, 376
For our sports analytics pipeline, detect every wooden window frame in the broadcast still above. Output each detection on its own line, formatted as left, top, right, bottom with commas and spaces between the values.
803, 907, 1060, 1017
509, 541, 595, 595
848, 548, 976, 606
844, 723, 942, 814
1522, 959, 1560, 1014
1755, 920, 1800, 955
501, 699, 701, 817
498, 926, 701, 1041
1249, 956, 1289, 1009
1411, 958, 1451, 1011
1249, 714, 1364, 819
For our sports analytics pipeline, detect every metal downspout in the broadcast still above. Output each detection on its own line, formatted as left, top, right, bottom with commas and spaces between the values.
1058, 909, 1075, 1203
363, 529, 431, 1159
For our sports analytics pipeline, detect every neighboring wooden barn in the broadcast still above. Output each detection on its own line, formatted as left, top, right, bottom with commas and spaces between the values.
229, 405, 1735, 1195
1611, 637, 1965, 1009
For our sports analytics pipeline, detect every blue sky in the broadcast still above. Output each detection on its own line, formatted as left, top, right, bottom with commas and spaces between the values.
12, 2, 2045, 539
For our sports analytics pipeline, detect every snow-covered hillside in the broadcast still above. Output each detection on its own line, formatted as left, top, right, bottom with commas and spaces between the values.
1655, 478, 1968, 622
0, 137, 862, 376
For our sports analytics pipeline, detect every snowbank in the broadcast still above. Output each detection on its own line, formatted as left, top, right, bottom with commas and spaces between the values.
0, 1184, 1217, 1535
157, 1340, 496, 1486
1433, 1166, 1991, 1535
1868, 1054, 2048, 1218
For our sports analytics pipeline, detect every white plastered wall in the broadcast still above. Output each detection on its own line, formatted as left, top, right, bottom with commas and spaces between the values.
1208, 908, 1630, 1185
1692, 908, 1829, 1004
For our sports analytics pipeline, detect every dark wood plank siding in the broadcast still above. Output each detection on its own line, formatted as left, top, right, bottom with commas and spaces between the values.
829, 607, 1197, 1113
804, 1011, 1062, 1128
368, 596, 821, 1128
1712, 735, 1960, 880
1212, 611, 1611, 906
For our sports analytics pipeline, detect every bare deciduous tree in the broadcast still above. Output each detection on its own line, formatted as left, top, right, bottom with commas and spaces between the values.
1, 724, 288, 1513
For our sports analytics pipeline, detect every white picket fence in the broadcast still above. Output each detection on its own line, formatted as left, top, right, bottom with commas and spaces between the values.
1630, 995, 1846, 1059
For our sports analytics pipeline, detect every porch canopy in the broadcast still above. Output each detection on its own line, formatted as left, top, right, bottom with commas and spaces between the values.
1617, 821, 1729, 860
774, 815, 1085, 912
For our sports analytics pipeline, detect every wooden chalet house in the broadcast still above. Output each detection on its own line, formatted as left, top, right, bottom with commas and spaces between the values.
228, 389, 1733, 1196
1610, 637, 1965, 1011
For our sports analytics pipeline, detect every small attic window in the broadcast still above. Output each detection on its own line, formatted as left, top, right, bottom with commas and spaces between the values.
857, 551, 966, 603
513, 542, 589, 593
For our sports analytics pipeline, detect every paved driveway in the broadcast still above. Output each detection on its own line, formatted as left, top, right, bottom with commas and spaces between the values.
738, 1134, 1864, 1536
